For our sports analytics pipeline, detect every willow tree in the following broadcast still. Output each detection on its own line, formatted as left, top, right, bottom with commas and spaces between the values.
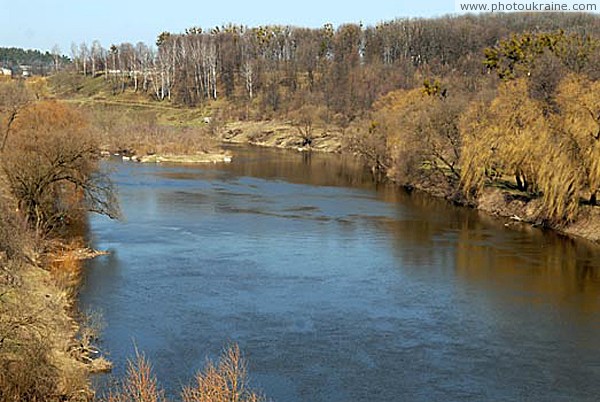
555, 74, 600, 205
460, 79, 546, 194
460, 78, 585, 223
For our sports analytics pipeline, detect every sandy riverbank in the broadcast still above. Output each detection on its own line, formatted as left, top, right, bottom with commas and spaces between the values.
222, 120, 343, 153
136, 151, 233, 164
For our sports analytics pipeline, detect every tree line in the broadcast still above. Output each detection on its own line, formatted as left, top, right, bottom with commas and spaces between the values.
67, 13, 599, 114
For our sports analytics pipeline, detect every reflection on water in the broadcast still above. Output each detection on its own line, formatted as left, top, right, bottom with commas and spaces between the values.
377, 190, 600, 314
81, 146, 600, 401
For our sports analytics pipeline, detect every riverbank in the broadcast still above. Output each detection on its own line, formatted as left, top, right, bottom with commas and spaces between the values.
222, 120, 343, 153
214, 120, 600, 245
477, 188, 600, 243
0, 178, 107, 400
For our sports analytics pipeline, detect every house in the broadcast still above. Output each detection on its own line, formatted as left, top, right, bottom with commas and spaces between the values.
19, 65, 31, 77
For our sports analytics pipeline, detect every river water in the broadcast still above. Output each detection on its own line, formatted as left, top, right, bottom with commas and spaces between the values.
80, 146, 600, 401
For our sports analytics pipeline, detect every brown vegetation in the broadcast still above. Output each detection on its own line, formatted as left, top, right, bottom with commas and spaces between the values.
104, 350, 166, 402
1, 89, 119, 235
358, 80, 467, 196
48, 13, 600, 236
0, 238, 93, 402
181, 344, 264, 402
0, 80, 31, 152
86, 104, 220, 157
3, 12, 600, 400
460, 72, 600, 225
0, 81, 118, 401
104, 344, 264, 402
348, 28, 600, 230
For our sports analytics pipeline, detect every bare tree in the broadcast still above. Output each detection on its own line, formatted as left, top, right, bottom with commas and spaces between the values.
91, 40, 103, 77
79, 42, 89, 75
1, 101, 119, 234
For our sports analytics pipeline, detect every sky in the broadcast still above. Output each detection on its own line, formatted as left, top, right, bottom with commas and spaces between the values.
0, 0, 454, 53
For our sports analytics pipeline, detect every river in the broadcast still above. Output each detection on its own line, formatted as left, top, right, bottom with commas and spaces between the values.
80, 145, 600, 401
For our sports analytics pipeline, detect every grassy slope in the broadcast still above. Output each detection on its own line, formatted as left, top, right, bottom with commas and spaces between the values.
50, 74, 214, 128
49, 74, 344, 153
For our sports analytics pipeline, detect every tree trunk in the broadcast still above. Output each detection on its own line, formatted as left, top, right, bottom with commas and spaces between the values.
515, 171, 524, 191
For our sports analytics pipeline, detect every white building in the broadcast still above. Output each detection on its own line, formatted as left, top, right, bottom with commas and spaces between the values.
19, 65, 31, 77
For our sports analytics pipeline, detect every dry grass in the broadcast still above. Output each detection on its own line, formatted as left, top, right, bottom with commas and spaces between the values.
0, 256, 91, 402
86, 105, 219, 157
0, 332, 60, 402
223, 119, 342, 153
48, 250, 83, 302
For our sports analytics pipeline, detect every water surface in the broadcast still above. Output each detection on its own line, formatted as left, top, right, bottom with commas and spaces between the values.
81, 146, 600, 401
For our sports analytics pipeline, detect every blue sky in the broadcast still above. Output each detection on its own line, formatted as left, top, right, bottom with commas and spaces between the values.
0, 0, 454, 52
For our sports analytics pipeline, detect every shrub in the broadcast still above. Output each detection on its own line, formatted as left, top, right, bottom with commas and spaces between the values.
105, 350, 166, 402
181, 344, 264, 402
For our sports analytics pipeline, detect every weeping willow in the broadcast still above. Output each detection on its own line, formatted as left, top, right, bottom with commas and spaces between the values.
555, 74, 600, 204
459, 77, 600, 224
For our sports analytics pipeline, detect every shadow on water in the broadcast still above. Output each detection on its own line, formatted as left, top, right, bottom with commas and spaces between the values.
82, 145, 600, 402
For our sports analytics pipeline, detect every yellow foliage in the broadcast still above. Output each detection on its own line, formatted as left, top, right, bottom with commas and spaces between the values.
459, 76, 598, 223
460, 79, 546, 193
555, 74, 600, 196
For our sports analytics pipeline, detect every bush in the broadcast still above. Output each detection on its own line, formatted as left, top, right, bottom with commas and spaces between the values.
104, 344, 264, 402
105, 349, 166, 402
